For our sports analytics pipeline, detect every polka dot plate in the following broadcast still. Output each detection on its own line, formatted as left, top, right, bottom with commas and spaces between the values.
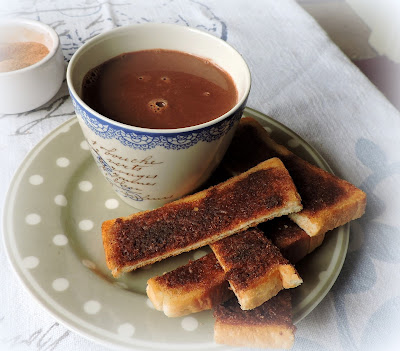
3, 107, 349, 350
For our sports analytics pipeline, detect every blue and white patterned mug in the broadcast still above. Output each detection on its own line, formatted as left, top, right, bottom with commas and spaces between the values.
67, 23, 251, 210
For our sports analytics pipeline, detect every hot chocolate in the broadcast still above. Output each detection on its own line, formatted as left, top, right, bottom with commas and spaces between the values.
81, 49, 238, 129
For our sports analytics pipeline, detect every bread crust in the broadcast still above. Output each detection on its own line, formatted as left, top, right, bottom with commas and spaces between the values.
222, 117, 367, 237
102, 157, 302, 277
213, 291, 296, 349
210, 228, 302, 310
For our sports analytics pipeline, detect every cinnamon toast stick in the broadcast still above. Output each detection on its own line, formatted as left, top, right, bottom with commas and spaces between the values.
146, 252, 233, 317
210, 228, 302, 310
102, 157, 302, 277
260, 216, 325, 264
213, 291, 296, 349
222, 117, 366, 237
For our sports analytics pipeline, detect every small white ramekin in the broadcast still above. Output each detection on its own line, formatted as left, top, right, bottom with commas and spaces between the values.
0, 18, 65, 114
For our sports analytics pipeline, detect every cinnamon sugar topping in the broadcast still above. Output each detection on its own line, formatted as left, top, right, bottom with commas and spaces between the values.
0, 42, 49, 73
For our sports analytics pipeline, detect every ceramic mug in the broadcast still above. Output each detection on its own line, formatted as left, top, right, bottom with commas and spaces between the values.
67, 23, 251, 210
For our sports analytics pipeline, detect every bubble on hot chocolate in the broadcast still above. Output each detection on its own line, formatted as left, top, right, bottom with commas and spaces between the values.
137, 75, 151, 82
148, 98, 168, 113
160, 76, 170, 83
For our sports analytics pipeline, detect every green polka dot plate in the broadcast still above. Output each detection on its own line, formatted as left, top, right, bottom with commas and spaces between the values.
3, 108, 349, 350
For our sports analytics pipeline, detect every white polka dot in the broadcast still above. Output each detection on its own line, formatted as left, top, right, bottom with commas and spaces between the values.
287, 139, 301, 148
53, 234, 68, 246
146, 298, 155, 309
80, 140, 89, 150
82, 259, 96, 269
54, 194, 67, 206
83, 300, 101, 315
22, 256, 39, 269
29, 175, 43, 185
79, 181, 93, 192
193, 250, 208, 260
105, 198, 119, 209
117, 323, 135, 337
181, 316, 198, 331
56, 157, 70, 167
79, 219, 94, 231
52, 278, 69, 291
25, 213, 41, 225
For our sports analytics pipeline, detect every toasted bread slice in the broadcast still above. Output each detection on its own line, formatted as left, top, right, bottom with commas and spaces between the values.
222, 117, 367, 236
102, 157, 302, 277
146, 252, 233, 317
210, 228, 302, 310
260, 216, 325, 263
213, 290, 296, 349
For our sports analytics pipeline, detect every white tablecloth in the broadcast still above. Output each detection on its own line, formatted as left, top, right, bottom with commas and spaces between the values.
1, 1, 400, 350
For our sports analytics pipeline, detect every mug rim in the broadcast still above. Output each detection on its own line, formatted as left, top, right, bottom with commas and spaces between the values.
0, 18, 60, 77
66, 22, 251, 135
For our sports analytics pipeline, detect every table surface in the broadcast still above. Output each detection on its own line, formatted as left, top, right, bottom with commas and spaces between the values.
298, 0, 400, 111
1, 1, 400, 351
